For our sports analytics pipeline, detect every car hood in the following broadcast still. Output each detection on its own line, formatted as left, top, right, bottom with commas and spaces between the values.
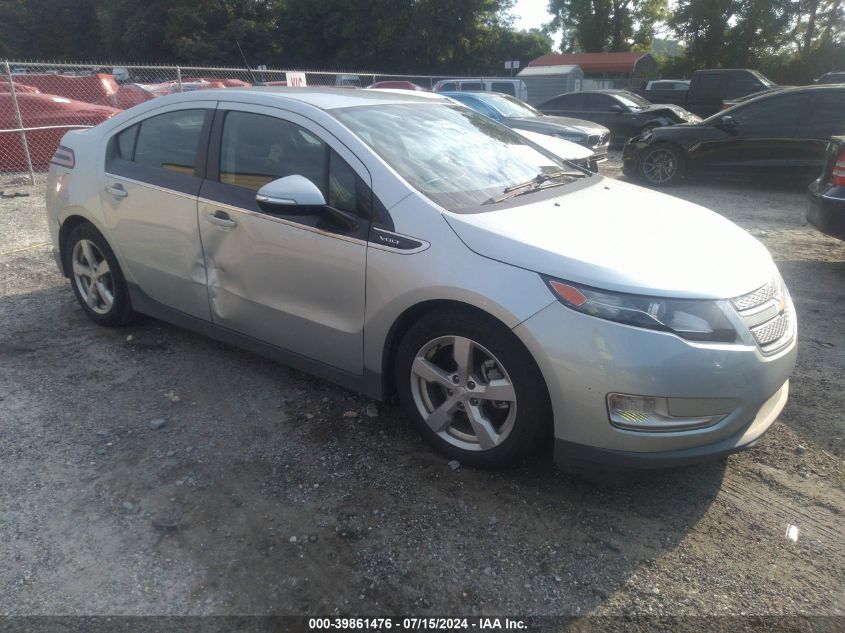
512, 129, 593, 160
506, 116, 608, 136
443, 177, 776, 299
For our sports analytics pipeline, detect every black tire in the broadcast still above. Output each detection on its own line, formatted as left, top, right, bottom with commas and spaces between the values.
395, 309, 552, 468
639, 142, 684, 186
64, 222, 135, 326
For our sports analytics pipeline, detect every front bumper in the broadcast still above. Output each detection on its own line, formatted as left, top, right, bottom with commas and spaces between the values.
514, 300, 796, 468
622, 139, 647, 177
807, 179, 845, 240
555, 380, 788, 469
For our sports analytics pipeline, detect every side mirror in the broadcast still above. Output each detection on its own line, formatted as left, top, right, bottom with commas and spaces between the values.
255, 175, 358, 231
718, 115, 738, 131
256, 175, 326, 210
609, 104, 625, 114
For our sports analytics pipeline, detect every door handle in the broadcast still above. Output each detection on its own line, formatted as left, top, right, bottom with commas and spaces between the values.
105, 183, 128, 199
206, 210, 237, 228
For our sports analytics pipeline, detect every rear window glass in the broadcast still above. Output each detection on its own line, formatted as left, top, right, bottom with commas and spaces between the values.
133, 109, 206, 174
491, 82, 516, 96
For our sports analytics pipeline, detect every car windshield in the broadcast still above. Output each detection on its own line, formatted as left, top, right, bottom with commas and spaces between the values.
752, 71, 776, 87
332, 103, 579, 211
615, 92, 651, 109
480, 94, 541, 118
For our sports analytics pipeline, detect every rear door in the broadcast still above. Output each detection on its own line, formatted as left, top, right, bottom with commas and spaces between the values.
794, 89, 845, 173
101, 102, 214, 319
197, 103, 372, 374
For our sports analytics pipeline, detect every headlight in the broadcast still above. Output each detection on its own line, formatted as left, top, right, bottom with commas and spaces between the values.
544, 277, 736, 342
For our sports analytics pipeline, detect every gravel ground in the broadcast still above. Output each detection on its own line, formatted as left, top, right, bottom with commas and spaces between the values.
0, 159, 843, 622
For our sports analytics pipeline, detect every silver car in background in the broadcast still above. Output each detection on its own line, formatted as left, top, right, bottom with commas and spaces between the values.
46, 88, 796, 469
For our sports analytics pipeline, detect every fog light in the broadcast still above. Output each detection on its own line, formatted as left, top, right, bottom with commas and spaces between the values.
607, 394, 727, 432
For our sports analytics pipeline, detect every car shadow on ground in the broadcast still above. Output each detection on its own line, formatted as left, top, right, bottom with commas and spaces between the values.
0, 280, 731, 615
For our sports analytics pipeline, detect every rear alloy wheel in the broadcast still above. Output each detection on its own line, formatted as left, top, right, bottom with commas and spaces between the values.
65, 222, 135, 326
640, 143, 683, 186
395, 310, 550, 468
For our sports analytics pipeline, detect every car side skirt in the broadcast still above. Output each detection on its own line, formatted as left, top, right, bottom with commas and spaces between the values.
127, 283, 385, 400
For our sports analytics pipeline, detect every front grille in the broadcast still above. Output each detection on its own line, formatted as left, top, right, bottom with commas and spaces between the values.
750, 311, 790, 349
730, 277, 794, 354
730, 280, 776, 312
588, 132, 609, 148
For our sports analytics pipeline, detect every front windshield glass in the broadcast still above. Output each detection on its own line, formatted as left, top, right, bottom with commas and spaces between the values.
482, 94, 541, 118
332, 103, 579, 211
616, 92, 651, 109
752, 71, 775, 87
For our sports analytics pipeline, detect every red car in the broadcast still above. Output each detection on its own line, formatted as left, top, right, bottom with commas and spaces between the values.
13, 73, 121, 108
0, 92, 119, 170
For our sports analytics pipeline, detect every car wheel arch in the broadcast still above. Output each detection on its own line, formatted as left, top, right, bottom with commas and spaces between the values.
641, 140, 689, 177
379, 299, 553, 409
58, 214, 97, 277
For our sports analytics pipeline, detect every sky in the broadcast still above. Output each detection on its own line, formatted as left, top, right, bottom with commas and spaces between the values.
509, 0, 559, 48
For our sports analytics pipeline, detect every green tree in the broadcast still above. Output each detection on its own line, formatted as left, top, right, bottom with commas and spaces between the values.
546, 0, 668, 52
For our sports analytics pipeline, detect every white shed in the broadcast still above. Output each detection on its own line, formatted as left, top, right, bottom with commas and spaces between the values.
516, 64, 584, 106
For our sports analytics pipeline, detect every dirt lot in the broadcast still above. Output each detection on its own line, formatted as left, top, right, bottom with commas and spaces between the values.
1, 157, 844, 624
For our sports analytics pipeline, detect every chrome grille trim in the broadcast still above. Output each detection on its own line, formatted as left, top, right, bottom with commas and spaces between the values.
731, 277, 794, 355
731, 280, 776, 312
751, 312, 790, 348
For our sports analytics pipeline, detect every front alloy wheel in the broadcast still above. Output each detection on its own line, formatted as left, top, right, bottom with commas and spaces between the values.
641, 144, 683, 186
395, 310, 551, 468
410, 335, 517, 451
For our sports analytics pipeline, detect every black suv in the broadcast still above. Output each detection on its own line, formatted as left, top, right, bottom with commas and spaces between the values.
622, 85, 845, 186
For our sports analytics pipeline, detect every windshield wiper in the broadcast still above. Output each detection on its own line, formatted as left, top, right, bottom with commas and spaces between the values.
482, 170, 584, 205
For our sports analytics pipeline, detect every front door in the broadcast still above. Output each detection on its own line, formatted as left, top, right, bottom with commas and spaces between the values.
197, 104, 371, 374
689, 92, 809, 174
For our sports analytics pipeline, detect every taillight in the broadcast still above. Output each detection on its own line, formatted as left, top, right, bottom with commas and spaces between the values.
51, 145, 75, 168
832, 149, 845, 186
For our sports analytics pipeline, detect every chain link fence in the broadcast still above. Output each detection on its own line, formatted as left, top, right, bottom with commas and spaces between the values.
0, 60, 464, 184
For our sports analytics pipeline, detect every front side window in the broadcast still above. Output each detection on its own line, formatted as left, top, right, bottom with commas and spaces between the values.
132, 109, 206, 174
729, 93, 807, 128
586, 94, 617, 111
460, 82, 484, 91
220, 111, 326, 191
219, 111, 371, 217
332, 103, 580, 211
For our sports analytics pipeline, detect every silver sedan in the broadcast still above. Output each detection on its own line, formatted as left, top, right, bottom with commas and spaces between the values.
46, 88, 796, 469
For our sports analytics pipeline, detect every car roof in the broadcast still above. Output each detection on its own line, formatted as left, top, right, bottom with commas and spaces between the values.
154, 86, 450, 110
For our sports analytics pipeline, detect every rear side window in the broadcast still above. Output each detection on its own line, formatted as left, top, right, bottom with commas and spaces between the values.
798, 90, 845, 138
725, 73, 762, 98
491, 82, 516, 96
133, 109, 206, 174
696, 74, 722, 97
544, 93, 583, 109
731, 93, 807, 129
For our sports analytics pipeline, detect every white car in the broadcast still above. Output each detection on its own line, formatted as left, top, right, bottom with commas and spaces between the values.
46, 88, 796, 469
